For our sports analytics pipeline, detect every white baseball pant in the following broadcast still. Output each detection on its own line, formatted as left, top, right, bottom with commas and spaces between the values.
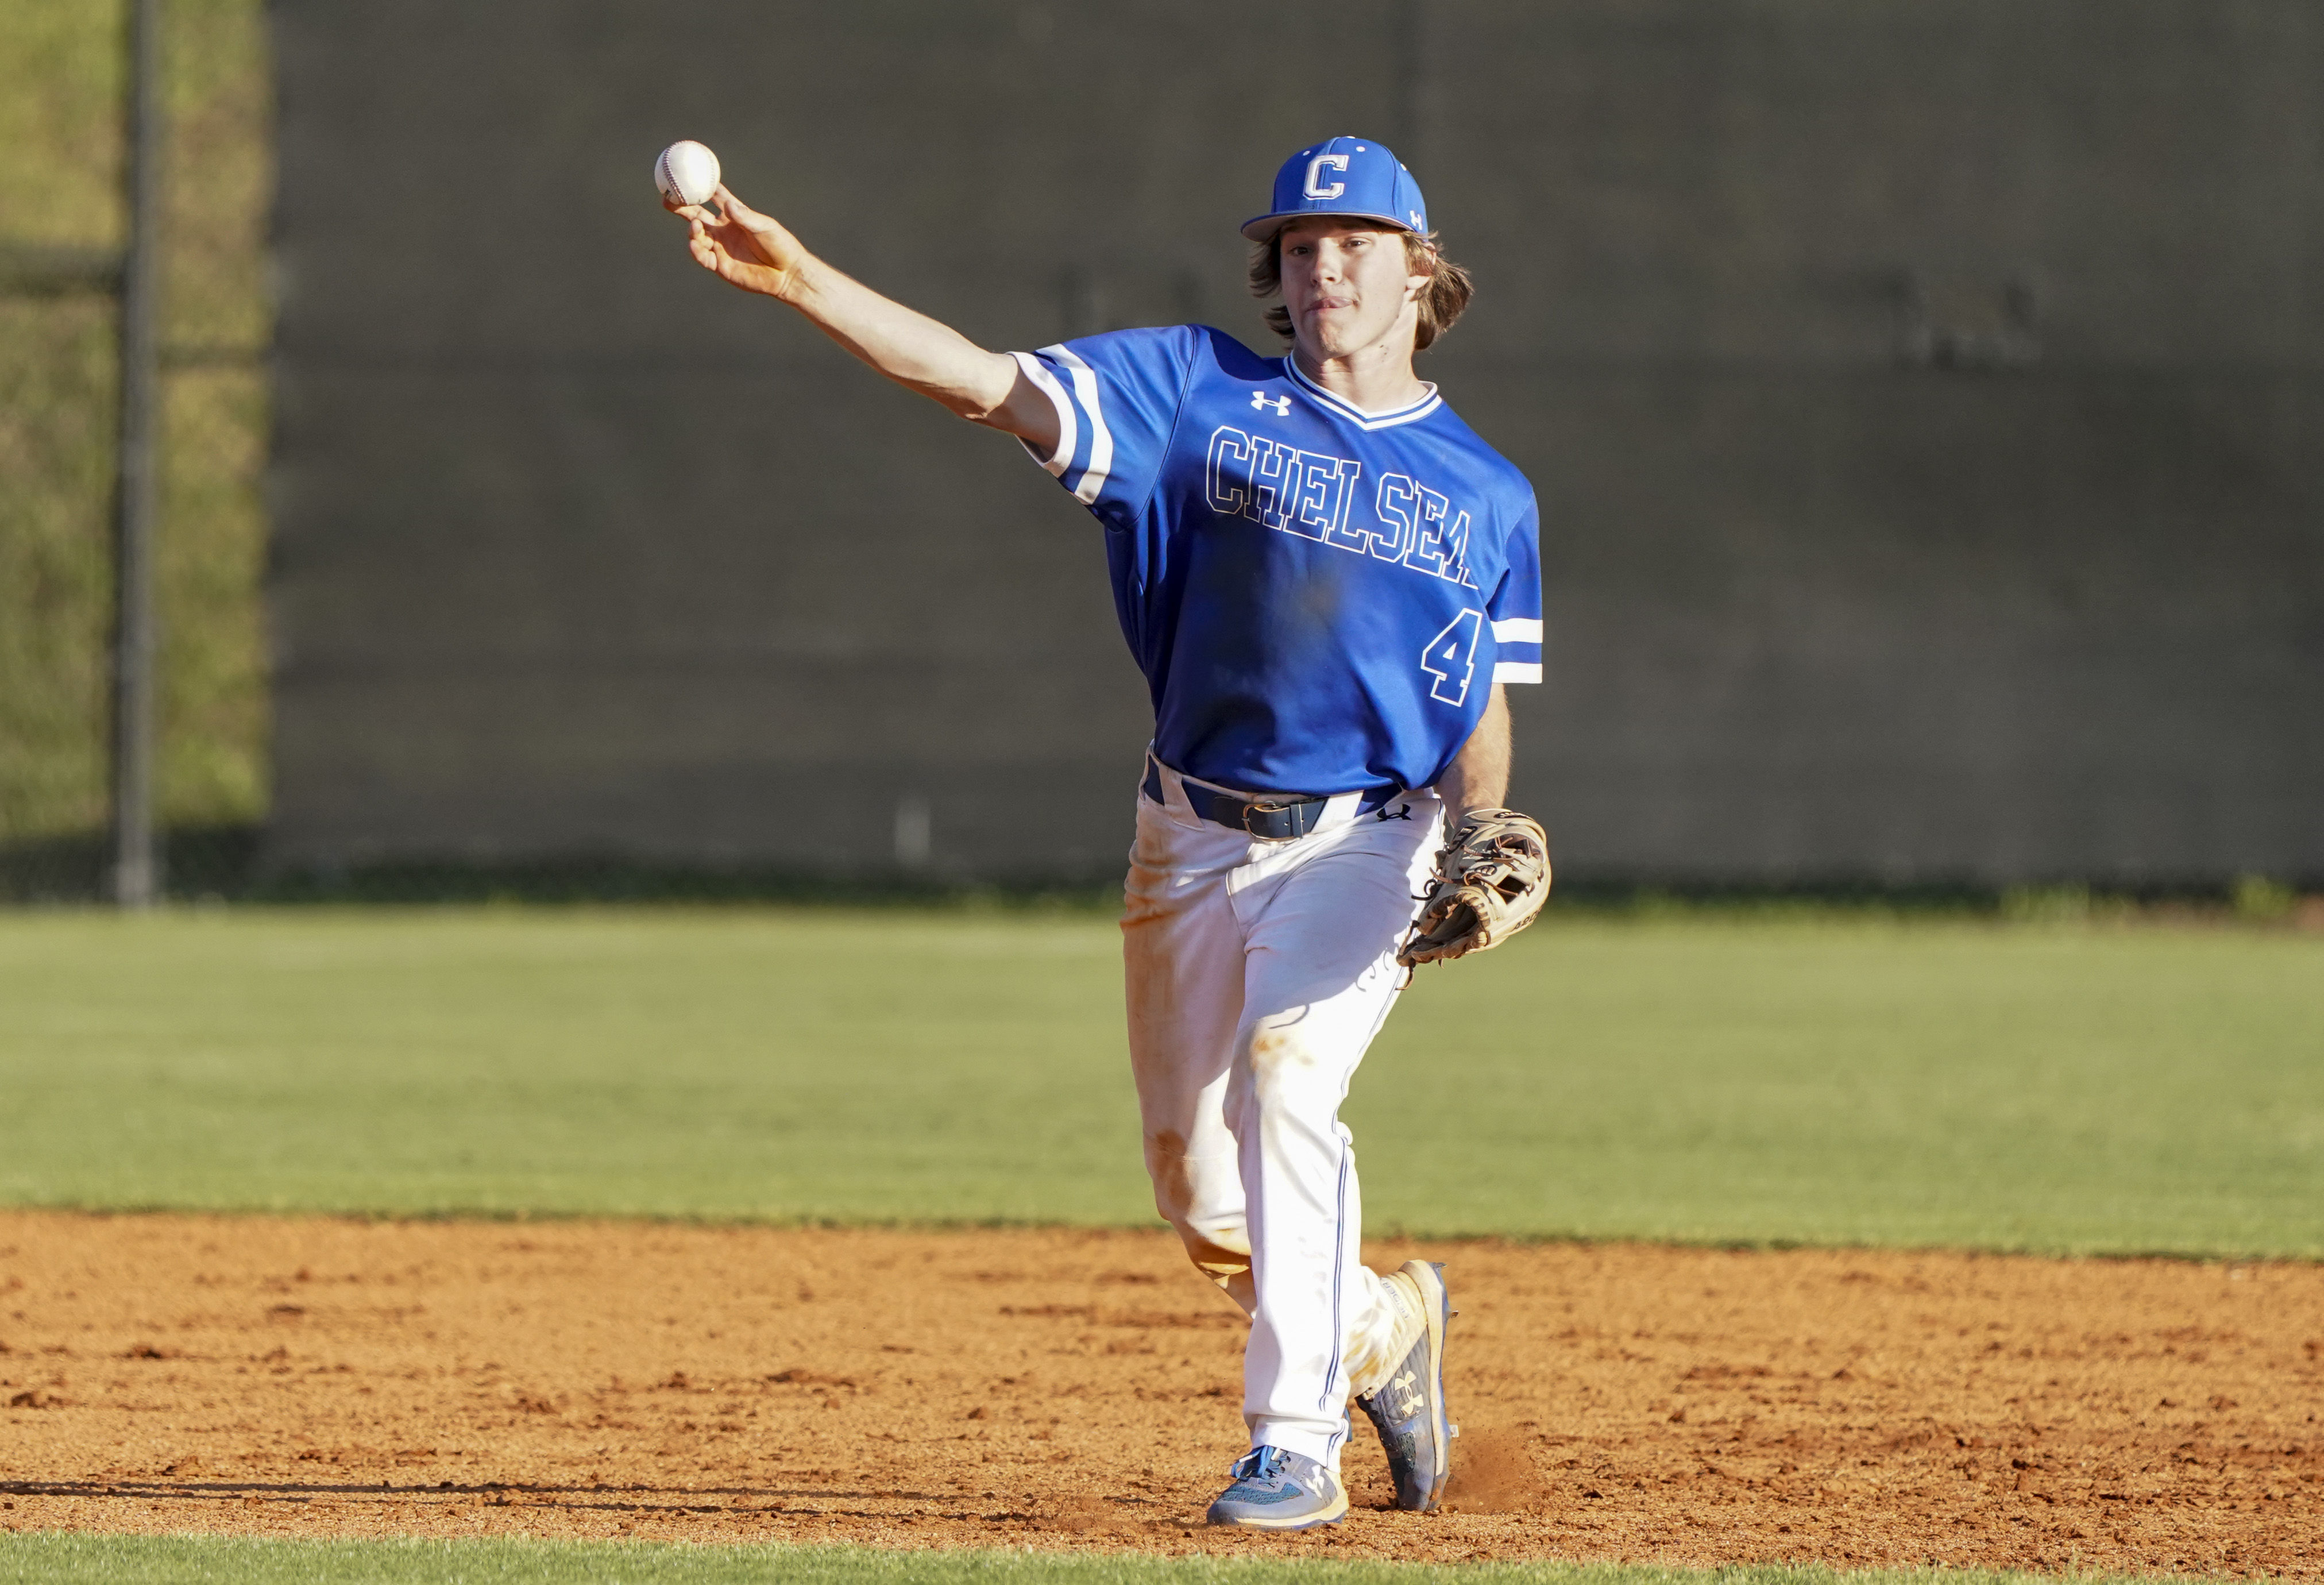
1122, 757, 1442, 1470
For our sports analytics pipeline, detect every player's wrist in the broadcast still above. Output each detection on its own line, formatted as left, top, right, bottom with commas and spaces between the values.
765, 246, 824, 308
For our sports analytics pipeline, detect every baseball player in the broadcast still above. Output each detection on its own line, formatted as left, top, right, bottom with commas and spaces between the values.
669, 135, 1549, 1529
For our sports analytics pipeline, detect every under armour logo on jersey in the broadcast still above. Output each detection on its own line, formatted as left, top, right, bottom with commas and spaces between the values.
1250, 391, 1291, 416
1303, 153, 1350, 199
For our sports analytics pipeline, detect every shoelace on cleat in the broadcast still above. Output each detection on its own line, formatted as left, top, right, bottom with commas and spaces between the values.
1228, 1447, 1290, 1483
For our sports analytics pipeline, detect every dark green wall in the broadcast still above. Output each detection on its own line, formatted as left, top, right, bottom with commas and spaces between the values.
269, 0, 2324, 882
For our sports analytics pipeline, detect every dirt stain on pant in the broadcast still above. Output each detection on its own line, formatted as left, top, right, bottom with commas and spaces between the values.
1143, 1131, 1255, 1314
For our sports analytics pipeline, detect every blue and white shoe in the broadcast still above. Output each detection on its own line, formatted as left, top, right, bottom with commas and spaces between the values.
1204, 1445, 1348, 1530
1354, 1260, 1456, 1511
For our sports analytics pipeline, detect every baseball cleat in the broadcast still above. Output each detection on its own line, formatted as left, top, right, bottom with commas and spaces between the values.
1354, 1259, 1456, 1510
1204, 1445, 1349, 1530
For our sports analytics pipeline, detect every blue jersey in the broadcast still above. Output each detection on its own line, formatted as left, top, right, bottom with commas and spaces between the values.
1012, 325, 1543, 797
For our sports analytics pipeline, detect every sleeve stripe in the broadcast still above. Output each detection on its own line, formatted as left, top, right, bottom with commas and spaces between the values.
1047, 344, 1113, 506
1010, 350, 1077, 479
1491, 617, 1543, 643
1493, 661, 1543, 684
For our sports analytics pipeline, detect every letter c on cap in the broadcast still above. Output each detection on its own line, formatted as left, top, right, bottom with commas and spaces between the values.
1303, 153, 1350, 200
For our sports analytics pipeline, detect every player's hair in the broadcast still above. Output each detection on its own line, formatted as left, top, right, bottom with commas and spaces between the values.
1248, 225, 1474, 351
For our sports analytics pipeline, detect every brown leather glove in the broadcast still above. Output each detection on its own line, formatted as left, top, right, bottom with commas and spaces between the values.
1398, 807, 1552, 966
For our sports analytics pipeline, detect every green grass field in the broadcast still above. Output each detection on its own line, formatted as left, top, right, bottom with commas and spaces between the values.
0, 1534, 2195, 1585
1, 908, 2316, 1255
2, 906, 2314, 1584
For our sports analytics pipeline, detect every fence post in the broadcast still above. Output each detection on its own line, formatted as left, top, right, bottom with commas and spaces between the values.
111, 0, 164, 907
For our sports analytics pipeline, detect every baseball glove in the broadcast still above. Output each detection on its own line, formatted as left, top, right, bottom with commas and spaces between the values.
1398, 807, 1551, 967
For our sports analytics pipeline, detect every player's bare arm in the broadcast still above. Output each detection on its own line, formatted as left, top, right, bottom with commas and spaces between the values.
667, 186, 1061, 453
1434, 682, 1512, 822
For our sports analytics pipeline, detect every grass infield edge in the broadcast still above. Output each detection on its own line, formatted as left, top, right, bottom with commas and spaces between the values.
0, 1203, 2315, 1269
0, 1531, 2204, 1585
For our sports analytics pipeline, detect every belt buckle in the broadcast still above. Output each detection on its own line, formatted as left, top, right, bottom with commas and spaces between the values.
1242, 799, 1298, 842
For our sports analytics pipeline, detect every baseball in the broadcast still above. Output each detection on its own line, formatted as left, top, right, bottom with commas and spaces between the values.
654, 140, 721, 208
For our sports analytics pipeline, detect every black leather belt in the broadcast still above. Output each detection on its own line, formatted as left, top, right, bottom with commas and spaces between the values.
1142, 758, 1404, 841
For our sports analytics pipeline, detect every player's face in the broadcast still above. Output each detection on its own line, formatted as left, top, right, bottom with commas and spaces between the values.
1276, 219, 1431, 362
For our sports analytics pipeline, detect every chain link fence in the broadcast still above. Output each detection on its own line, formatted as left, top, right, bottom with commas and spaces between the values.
7, 3, 2319, 924
0, 0, 271, 903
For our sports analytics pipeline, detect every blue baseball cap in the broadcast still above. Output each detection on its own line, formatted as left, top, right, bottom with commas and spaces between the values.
1241, 136, 1429, 242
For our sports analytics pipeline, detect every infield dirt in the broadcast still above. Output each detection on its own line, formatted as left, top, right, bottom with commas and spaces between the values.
1, 1213, 2317, 1575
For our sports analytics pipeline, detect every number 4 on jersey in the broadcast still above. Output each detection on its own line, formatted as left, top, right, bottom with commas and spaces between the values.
1420, 608, 1484, 705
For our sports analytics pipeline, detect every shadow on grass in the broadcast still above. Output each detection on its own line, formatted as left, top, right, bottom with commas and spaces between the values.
4, 825, 2317, 930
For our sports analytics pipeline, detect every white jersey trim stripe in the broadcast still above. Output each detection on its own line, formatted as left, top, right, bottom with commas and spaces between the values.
1010, 350, 1078, 480
1047, 345, 1114, 506
1490, 618, 1544, 643
1281, 357, 1443, 430
1492, 661, 1543, 684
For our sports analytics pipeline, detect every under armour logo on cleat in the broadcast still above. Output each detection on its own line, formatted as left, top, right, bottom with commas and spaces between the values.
1250, 391, 1291, 415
